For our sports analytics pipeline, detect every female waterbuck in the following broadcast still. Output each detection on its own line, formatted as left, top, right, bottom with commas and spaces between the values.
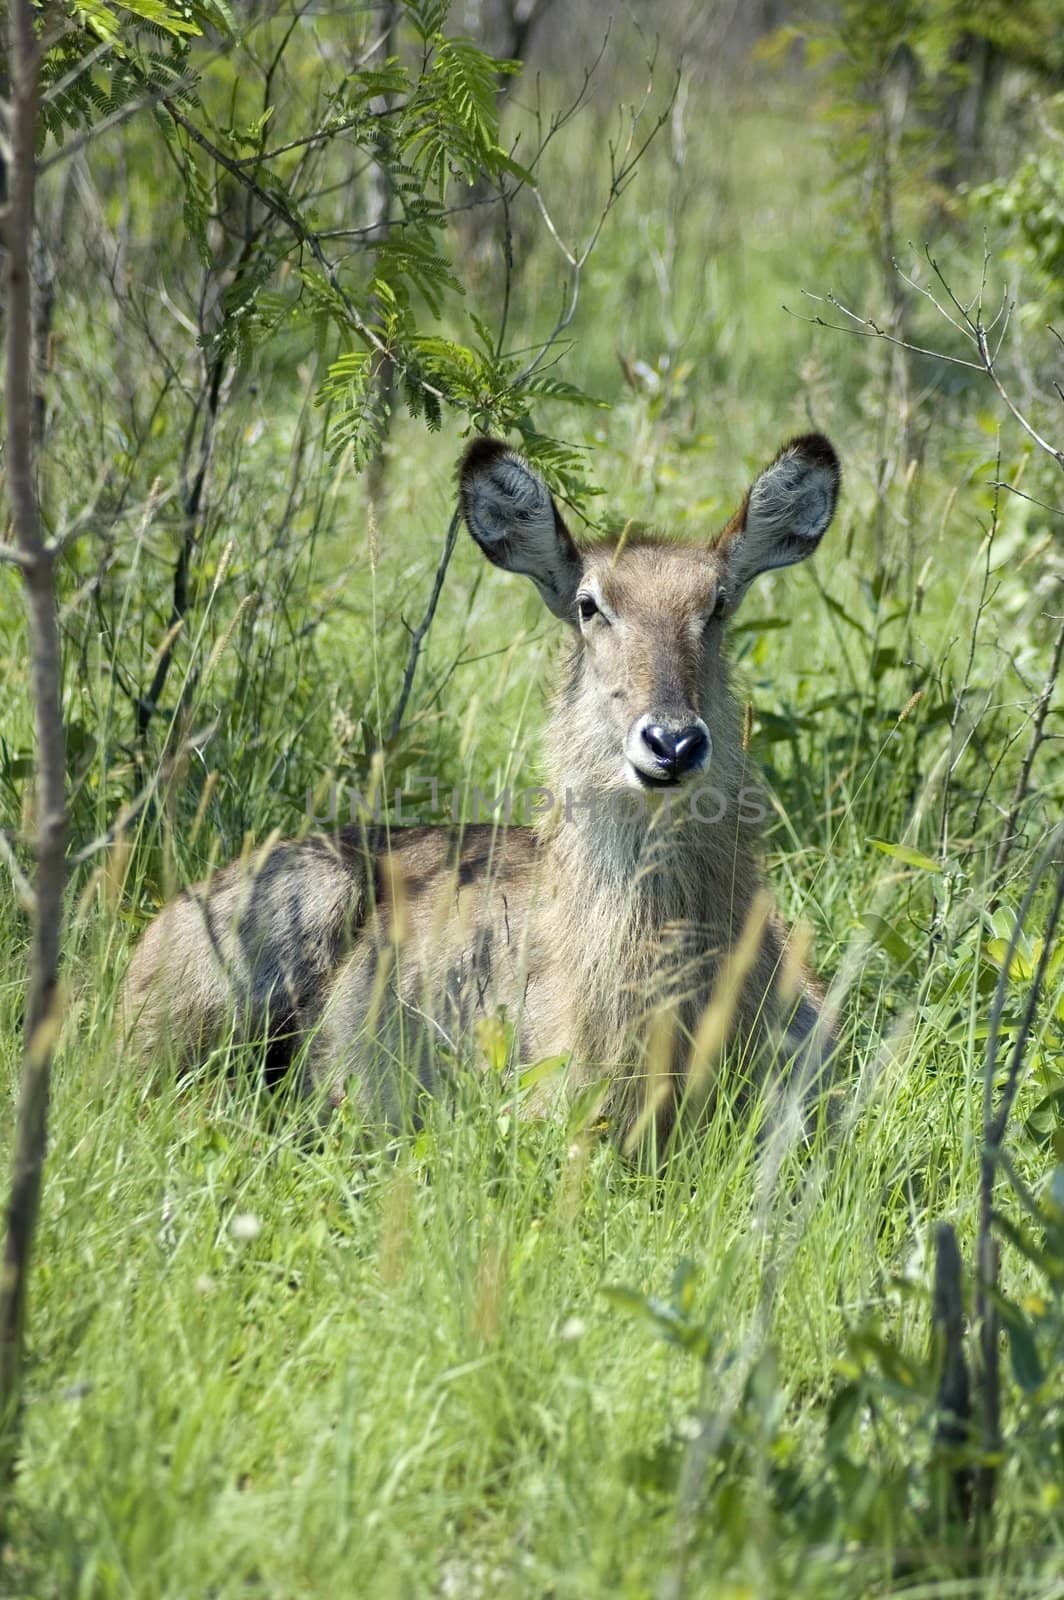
121, 432, 840, 1145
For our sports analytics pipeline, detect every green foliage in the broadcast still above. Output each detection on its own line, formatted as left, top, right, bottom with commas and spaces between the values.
3, 4, 1064, 1594
762, 2, 962, 230
28, 0, 595, 476
961, 0, 1064, 76
604, 1262, 941, 1566
317, 349, 382, 471
973, 140, 1064, 319
72, 0, 203, 43
404, 36, 523, 192
765, 0, 1064, 280
605, 1159, 1064, 1574
38, 9, 202, 145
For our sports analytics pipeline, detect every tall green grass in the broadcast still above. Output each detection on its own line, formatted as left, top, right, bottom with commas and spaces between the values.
1, 41, 1062, 1600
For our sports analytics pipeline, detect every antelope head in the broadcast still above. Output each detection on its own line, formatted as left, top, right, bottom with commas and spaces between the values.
458, 434, 840, 800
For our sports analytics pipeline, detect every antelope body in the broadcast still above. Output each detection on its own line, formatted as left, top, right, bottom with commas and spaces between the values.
121, 433, 841, 1142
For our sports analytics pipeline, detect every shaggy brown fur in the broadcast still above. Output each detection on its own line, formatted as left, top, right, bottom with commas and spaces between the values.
120, 433, 840, 1144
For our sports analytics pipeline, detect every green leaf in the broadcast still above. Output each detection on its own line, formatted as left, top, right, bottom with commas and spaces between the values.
226, 105, 274, 152
860, 913, 916, 967
510, 426, 598, 504
821, 591, 873, 638
475, 1012, 513, 1074
112, 0, 203, 36
601, 1284, 660, 1321
517, 1054, 568, 1092
985, 937, 1035, 981
620, 1439, 682, 1495
180, 154, 213, 269
403, 0, 449, 43
868, 839, 942, 872
355, 63, 409, 99
191, 0, 235, 32
670, 1258, 698, 1315
729, 617, 791, 637
71, 0, 123, 42
316, 350, 387, 470
600, 1285, 710, 1356
565, 1080, 608, 1137
490, 148, 536, 185
522, 375, 606, 408
823, 1383, 860, 1460
752, 708, 817, 743
1001, 1305, 1045, 1393
375, 232, 461, 318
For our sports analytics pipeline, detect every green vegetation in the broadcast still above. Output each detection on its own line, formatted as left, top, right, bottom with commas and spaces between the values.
1, 1, 1063, 1594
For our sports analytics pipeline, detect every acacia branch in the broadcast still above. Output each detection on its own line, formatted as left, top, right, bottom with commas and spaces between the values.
134, 297, 231, 750
36, 69, 200, 175
0, 0, 67, 1503
154, 95, 446, 403
383, 44, 664, 741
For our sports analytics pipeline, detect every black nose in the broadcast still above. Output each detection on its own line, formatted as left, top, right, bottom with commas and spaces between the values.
640, 722, 709, 779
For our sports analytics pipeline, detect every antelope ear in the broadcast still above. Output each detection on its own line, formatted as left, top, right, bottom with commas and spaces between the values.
717, 434, 840, 605
458, 438, 582, 619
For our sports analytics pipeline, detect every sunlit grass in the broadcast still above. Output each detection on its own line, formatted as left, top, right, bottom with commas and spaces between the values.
1, 45, 1062, 1600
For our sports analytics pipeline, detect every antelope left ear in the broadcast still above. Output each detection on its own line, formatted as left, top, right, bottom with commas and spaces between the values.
717, 433, 840, 603
458, 436, 582, 619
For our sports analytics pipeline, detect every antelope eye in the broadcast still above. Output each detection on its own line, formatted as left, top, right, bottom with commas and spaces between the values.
712, 590, 728, 620
576, 593, 600, 623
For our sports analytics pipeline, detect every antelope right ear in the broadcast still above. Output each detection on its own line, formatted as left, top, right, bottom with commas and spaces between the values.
717, 433, 840, 607
458, 438, 583, 619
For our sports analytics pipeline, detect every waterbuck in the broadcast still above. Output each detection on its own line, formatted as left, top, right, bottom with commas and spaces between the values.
121, 432, 840, 1145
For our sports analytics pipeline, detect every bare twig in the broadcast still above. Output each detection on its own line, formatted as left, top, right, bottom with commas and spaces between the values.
0, 0, 67, 1504
786, 292, 984, 372
976, 323, 1064, 471
515, 65, 677, 387
134, 344, 229, 750
385, 508, 461, 743
365, 0, 400, 497
0, 828, 36, 916
934, 468, 1000, 884
792, 255, 1064, 475
985, 480, 1064, 518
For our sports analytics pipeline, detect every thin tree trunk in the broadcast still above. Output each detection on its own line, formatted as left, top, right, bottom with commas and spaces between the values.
0, 0, 67, 1502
